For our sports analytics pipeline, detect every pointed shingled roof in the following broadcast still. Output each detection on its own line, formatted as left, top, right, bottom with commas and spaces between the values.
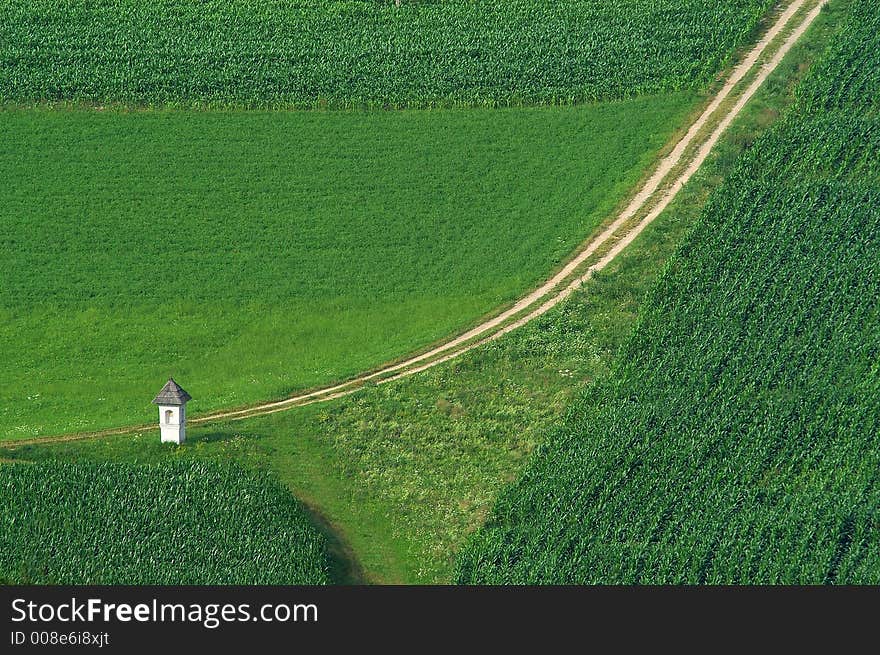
152, 378, 192, 405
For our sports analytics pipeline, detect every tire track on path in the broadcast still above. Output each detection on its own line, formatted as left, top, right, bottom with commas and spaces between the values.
1, 0, 825, 448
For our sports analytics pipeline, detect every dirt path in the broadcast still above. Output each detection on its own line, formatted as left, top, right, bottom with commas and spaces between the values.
0, 0, 826, 449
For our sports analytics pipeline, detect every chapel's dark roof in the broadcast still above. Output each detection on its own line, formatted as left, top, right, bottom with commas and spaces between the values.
152, 378, 192, 405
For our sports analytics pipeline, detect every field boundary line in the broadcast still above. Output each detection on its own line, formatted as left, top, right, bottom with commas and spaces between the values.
0, 0, 826, 447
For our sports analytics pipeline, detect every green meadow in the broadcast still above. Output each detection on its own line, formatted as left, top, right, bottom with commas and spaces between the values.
1, 9, 834, 578
0, 95, 695, 439
6, 0, 862, 589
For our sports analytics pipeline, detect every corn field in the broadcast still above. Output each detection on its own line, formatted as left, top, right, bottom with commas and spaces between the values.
456, 0, 880, 584
0, 461, 331, 584
0, 0, 771, 108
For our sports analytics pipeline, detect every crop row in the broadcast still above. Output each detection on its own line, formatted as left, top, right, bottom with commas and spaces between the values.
456, 0, 880, 584
0, 0, 772, 107
797, 0, 880, 113
0, 460, 331, 584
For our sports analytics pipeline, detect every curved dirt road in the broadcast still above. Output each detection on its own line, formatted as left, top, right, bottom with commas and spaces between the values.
1, 0, 826, 448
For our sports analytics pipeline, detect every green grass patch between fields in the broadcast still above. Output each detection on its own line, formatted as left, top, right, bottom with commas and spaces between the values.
0, 94, 696, 439
0, 0, 845, 583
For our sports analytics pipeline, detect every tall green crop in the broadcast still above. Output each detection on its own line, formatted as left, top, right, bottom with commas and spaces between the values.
456, 0, 880, 585
0, 461, 331, 584
0, 0, 772, 108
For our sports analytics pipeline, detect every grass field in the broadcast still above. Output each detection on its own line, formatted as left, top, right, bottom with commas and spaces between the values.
5, 0, 856, 587
0, 236, 677, 584
0, 95, 697, 440
456, 0, 880, 584
0, 0, 841, 578
1, 0, 771, 108
0, 1, 842, 584
0, 460, 330, 584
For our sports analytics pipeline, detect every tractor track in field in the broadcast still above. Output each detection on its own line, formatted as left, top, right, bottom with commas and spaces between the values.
0, 0, 826, 450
